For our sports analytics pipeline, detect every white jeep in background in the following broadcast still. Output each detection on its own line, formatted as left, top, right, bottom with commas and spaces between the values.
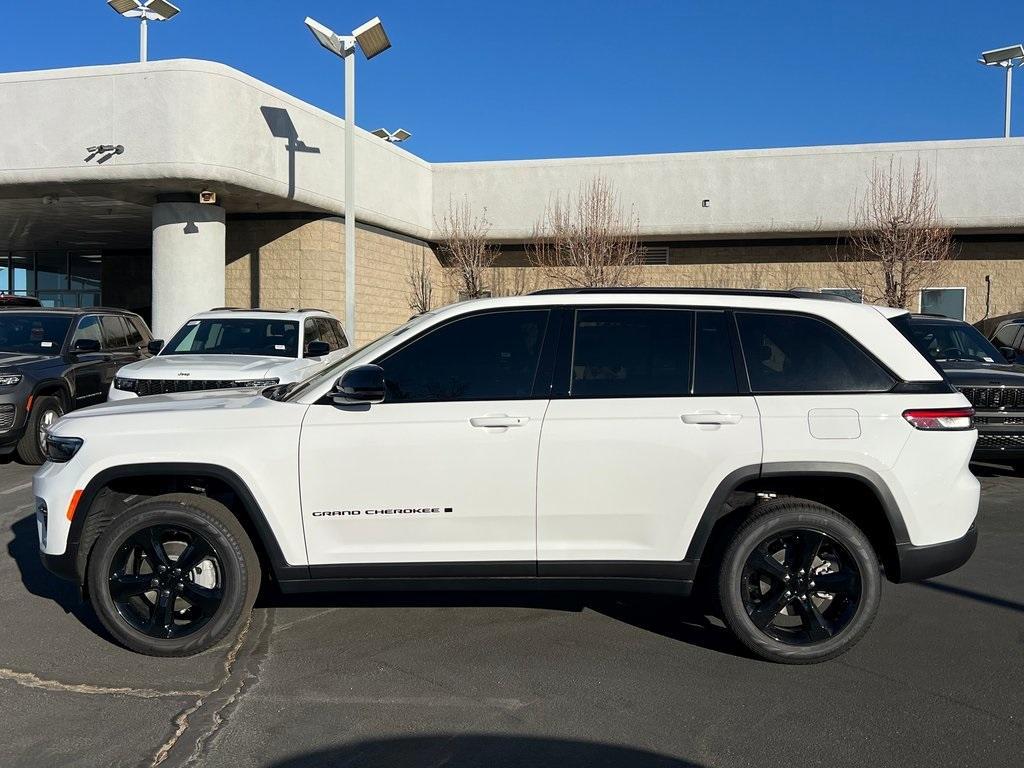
107, 308, 349, 399
36, 289, 979, 663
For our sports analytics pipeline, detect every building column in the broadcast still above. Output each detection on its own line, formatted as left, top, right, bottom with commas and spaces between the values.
151, 200, 226, 339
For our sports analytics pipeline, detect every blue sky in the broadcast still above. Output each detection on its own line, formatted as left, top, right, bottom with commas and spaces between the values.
3, 1, 1024, 161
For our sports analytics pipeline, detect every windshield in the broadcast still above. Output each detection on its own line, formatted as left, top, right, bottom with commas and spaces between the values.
908, 318, 1004, 363
163, 318, 299, 358
0, 314, 72, 354
269, 313, 436, 402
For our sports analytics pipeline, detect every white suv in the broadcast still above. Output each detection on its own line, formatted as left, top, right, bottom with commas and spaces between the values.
35, 289, 979, 663
108, 308, 348, 400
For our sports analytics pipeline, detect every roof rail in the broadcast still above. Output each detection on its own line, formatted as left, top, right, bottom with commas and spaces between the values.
528, 287, 854, 302
294, 307, 329, 313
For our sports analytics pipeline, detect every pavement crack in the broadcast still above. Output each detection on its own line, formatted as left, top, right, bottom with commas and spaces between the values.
0, 667, 202, 699
149, 609, 272, 767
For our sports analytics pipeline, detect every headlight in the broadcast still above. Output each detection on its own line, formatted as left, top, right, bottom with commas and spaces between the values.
44, 434, 83, 463
0, 374, 22, 387
234, 378, 280, 388
114, 377, 138, 392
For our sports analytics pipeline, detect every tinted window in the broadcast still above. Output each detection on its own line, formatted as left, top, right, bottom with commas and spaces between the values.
130, 317, 152, 343
737, 312, 893, 393
124, 317, 143, 346
378, 310, 549, 403
100, 315, 128, 348
71, 316, 103, 348
303, 318, 322, 351
164, 319, 300, 358
908, 318, 1003, 363
316, 318, 340, 350
571, 308, 692, 398
694, 311, 738, 394
994, 323, 1023, 349
331, 319, 349, 349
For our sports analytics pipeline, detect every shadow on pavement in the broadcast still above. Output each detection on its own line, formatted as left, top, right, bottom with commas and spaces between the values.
914, 580, 1024, 613
7, 512, 110, 637
268, 735, 702, 768
257, 588, 747, 659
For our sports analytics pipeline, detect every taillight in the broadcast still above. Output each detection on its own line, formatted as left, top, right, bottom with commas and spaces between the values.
902, 407, 975, 431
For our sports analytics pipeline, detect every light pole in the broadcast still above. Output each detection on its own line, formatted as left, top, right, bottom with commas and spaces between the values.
305, 16, 392, 342
371, 128, 412, 144
979, 44, 1024, 138
107, 0, 180, 63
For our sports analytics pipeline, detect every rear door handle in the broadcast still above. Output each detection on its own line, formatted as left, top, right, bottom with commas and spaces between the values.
470, 415, 529, 428
681, 412, 742, 425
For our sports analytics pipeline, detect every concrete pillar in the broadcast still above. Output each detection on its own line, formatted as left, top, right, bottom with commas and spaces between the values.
151, 201, 226, 339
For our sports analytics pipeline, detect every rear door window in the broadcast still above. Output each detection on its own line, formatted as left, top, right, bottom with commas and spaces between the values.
736, 312, 894, 393
694, 311, 739, 395
100, 315, 129, 349
570, 308, 693, 398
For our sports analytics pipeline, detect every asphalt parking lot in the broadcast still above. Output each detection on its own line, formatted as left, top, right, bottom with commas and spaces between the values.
0, 460, 1021, 768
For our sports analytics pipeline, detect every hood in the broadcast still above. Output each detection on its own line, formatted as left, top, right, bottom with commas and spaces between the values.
0, 350, 61, 371
117, 354, 288, 381
59, 387, 265, 421
938, 361, 1024, 386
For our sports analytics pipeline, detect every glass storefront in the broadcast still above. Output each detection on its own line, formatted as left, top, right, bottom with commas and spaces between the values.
0, 251, 102, 307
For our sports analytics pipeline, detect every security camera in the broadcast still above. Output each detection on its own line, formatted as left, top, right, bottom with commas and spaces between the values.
199, 190, 217, 204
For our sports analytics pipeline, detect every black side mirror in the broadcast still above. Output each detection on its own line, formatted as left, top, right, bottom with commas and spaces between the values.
332, 364, 385, 405
73, 338, 101, 353
999, 346, 1017, 363
306, 340, 330, 358
147, 339, 164, 354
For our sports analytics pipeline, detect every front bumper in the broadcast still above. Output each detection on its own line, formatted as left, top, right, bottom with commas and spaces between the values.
894, 523, 978, 582
0, 384, 33, 450
971, 412, 1024, 461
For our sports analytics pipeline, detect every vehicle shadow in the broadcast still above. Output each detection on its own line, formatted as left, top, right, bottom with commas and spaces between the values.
6, 512, 111, 639
268, 735, 703, 768
256, 587, 748, 660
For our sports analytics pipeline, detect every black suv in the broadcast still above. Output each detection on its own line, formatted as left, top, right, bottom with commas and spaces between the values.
0, 308, 152, 464
908, 313, 1024, 470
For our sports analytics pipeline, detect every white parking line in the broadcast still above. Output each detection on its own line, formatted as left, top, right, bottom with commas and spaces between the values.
0, 481, 31, 495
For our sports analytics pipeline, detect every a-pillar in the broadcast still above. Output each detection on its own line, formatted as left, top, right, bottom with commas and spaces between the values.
151, 198, 226, 339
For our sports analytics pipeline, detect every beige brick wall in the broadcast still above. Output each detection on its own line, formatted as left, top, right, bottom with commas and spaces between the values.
226, 217, 443, 345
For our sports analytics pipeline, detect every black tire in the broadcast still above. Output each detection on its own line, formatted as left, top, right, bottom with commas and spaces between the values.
86, 493, 261, 656
16, 394, 64, 465
717, 498, 881, 664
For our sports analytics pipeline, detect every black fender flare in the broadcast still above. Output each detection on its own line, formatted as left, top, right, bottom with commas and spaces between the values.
31, 377, 74, 410
683, 461, 910, 563
70, 462, 308, 582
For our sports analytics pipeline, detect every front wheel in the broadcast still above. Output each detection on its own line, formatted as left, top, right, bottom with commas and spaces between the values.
717, 498, 881, 664
86, 494, 261, 656
16, 394, 63, 465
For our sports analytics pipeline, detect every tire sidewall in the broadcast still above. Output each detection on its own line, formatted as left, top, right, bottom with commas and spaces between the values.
87, 501, 254, 656
719, 505, 881, 663
17, 394, 63, 465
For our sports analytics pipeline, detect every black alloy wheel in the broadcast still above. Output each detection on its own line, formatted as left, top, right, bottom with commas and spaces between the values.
107, 524, 224, 639
717, 498, 881, 664
87, 493, 260, 656
740, 528, 861, 644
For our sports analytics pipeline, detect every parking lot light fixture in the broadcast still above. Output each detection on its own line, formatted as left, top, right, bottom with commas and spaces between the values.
106, 0, 181, 63
370, 128, 412, 144
304, 15, 393, 342
978, 44, 1024, 138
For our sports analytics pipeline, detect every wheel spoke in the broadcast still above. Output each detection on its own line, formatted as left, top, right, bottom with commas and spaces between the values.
180, 583, 222, 617
747, 549, 787, 581
146, 590, 176, 636
175, 538, 213, 573
748, 588, 792, 630
128, 527, 172, 569
108, 573, 152, 601
792, 532, 825, 573
794, 596, 834, 641
814, 570, 857, 595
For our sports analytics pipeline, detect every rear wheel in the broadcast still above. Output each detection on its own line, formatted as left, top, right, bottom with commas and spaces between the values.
86, 494, 260, 656
16, 394, 63, 465
717, 498, 881, 664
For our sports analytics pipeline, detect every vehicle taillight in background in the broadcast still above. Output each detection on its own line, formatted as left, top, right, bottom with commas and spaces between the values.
902, 407, 975, 431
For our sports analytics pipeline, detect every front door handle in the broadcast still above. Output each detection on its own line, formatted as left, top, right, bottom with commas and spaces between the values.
681, 412, 742, 425
470, 415, 529, 428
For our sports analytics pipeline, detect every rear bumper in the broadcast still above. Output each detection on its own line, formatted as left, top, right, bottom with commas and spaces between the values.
894, 523, 977, 582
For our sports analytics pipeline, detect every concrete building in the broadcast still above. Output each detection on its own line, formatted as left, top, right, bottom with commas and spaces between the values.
2, 59, 1023, 342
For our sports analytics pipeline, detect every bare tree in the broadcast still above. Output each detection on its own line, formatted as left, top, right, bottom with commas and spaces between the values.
528, 176, 643, 288
435, 197, 495, 300
833, 158, 956, 309
407, 253, 433, 314
489, 266, 537, 297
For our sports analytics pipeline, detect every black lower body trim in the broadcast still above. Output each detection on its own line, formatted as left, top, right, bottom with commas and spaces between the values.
894, 524, 977, 582
279, 576, 692, 596
40, 550, 78, 581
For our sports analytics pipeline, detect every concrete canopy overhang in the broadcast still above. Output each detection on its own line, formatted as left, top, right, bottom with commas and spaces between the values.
2, 59, 1024, 249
